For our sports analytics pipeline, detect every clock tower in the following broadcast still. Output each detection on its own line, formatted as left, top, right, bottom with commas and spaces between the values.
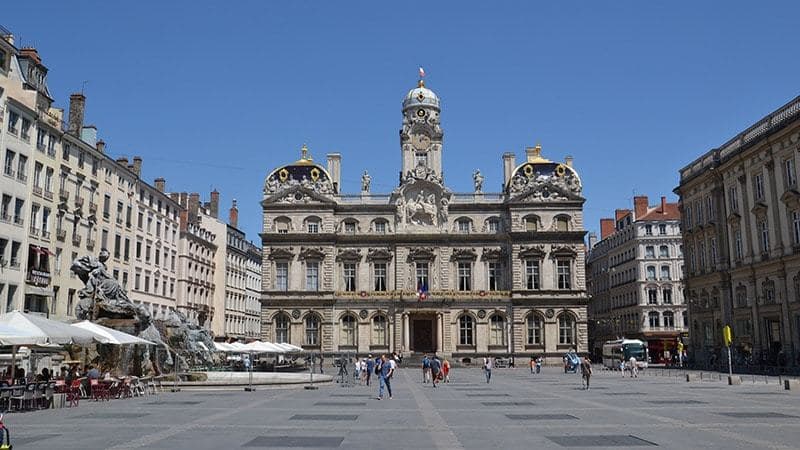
400, 79, 443, 184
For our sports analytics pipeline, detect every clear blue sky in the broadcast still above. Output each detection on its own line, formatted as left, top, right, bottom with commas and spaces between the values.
5, 1, 799, 240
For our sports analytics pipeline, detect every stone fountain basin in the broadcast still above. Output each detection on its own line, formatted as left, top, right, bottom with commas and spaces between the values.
177, 371, 333, 387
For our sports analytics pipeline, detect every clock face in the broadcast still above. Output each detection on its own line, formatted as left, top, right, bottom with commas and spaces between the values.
411, 133, 431, 150
416, 108, 426, 118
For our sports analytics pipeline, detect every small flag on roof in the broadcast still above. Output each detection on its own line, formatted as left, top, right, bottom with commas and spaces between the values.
419, 67, 425, 78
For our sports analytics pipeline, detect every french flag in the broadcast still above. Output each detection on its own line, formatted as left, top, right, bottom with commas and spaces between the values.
417, 284, 428, 301
419, 67, 425, 78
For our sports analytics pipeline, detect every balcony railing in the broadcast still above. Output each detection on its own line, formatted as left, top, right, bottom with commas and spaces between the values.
86, 239, 95, 251
74, 196, 84, 208
0, 214, 10, 224
56, 229, 66, 241
89, 202, 97, 213
43, 190, 53, 201
8, 259, 20, 269
17, 173, 27, 183
29, 226, 39, 236
71, 234, 81, 246
58, 189, 69, 201
32, 186, 42, 196
13, 216, 23, 226
41, 230, 50, 239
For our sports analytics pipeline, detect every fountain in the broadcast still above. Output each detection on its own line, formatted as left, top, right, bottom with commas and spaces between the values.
70, 250, 218, 375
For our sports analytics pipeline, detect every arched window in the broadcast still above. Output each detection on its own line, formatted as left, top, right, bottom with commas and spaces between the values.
486, 217, 500, 233
274, 313, 290, 344
524, 215, 539, 232
555, 215, 570, 232
372, 315, 387, 346
527, 313, 543, 345
340, 314, 357, 347
663, 311, 674, 328
458, 315, 474, 346
456, 217, 472, 234
304, 216, 321, 234
274, 217, 291, 234
558, 313, 576, 345
489, 314, 506, 346
305, 314, 320, 346
648, 311, 660, 328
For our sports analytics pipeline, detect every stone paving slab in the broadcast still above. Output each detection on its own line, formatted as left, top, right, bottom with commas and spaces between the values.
6, 368, 800, 449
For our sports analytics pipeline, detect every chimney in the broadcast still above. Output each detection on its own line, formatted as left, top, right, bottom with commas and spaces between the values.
600, 218, 615, 240
132, 157, 142, 177
615, 209, 630, 222
525, 144, 542, 162
588, 232, 598, 249
502, 152, 516, 188
326, 153, 341, 193
565, 155, 574, 167
209, 190, 220, 219
634, 196, 649, 219
19, 47, 42, 65
116, 157, 129, 167
96, 139, 105, 153
188, 193, 200, 223
169, 192, 179, 203
179, 192, 188, 209
229, 199, 239, 228
154, 177, 166, 193
68, 93, 86, 135
660, 196, 667, 214
179, 209, 189, 232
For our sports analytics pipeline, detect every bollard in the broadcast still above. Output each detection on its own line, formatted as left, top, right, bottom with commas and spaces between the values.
728, 375, 742, 385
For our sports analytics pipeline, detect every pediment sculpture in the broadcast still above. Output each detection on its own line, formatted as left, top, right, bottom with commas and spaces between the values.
394, 184, 451, 231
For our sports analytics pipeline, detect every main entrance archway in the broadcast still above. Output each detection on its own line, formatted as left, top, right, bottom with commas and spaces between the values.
410, 315, 437, 353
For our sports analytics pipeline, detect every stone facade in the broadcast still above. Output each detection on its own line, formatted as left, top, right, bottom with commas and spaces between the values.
260, 79, 588, 363
0, 31, 181, 321
586, 196, 687, 363
225, 200, 262, 339
676, 95, 800, 367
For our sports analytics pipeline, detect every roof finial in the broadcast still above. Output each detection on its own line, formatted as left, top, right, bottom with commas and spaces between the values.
418, 66, 425, 87
534, 142, 542, 158
301, 143, 309, 160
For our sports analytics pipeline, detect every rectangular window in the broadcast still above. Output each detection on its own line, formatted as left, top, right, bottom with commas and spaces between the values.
729, 185, 738, 212
660, 265, 671, 280
415, 262, 429, 291
659, 245, 669, 258
344, 222, 355, 234
557, 260, 571, 289
374, 263, 387, 292
116, 201, 124, 224
457, 262, 471, 291
7, 110, 18, 134
525, 260, 540, 290
4, 149, 15, 177
659, 224, 667, 235
793, 211, 800, 245
760, 220, 770, 252
114, 234, 121, 258
458, 220, 470, 234
275, 262, 288, 291
645, 224, 652, 236
487, 262, 501, 291
663, 288, 673, 304
754, 173, 765, 201
343, 263, 357, 292
307, 221, 319, 233
123, 238, 130, 261
414, 152, 428, 167
645, 246, 655, 258
648, 289, 658, 304
306, 262, 319, 291
487, 220, 499, 233
786, 158, 797, 187
374, 221, 386, 234
705, 196, 715, 220
734, 229, 743, 260
709, 237, 717, 265
646, 266, 656, 280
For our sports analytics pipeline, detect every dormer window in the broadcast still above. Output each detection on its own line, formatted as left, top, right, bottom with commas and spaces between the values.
374, 221, 387, 234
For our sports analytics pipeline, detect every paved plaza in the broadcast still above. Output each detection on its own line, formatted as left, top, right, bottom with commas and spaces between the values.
8, 367, 800, 449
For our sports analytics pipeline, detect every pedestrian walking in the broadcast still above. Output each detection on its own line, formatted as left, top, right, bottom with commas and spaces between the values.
319, 353, 324, 374
430, 355, 442, 388
376, 354, 394, 400
581, 357, 593, 390
442, 358, 450, 383
530, 356, 535, 374
422, 354, 431, 383
536, 356, 542, 374
365, 354, 374, 386
483, 356, 494, 383
629, 356, 638, 378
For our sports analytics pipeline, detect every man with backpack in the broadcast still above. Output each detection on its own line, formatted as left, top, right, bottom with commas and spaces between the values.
421, 354, 431, 383
430, 354, 442, 388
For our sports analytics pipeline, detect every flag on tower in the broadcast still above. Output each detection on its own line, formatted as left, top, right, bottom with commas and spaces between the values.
419, 67, 425, 78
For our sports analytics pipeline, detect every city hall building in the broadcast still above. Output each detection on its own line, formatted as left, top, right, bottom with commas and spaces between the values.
260, 79, 588, 362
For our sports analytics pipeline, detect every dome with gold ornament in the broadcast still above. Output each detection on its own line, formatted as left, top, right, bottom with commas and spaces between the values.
264, 144, 337, 196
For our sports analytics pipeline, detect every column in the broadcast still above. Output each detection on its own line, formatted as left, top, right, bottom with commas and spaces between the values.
403, 313, 409, 352
436, 313, 443, 353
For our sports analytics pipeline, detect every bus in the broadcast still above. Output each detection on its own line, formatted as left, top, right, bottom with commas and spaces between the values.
602, 339, 649, 370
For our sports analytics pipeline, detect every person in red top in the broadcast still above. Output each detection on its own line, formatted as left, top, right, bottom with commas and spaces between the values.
442, 358, 451, 383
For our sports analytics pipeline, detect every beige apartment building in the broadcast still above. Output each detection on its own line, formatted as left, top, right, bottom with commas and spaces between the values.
676, 95, 800, 367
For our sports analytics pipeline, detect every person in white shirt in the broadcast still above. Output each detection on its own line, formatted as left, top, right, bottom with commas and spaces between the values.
628, 356, 638, 378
